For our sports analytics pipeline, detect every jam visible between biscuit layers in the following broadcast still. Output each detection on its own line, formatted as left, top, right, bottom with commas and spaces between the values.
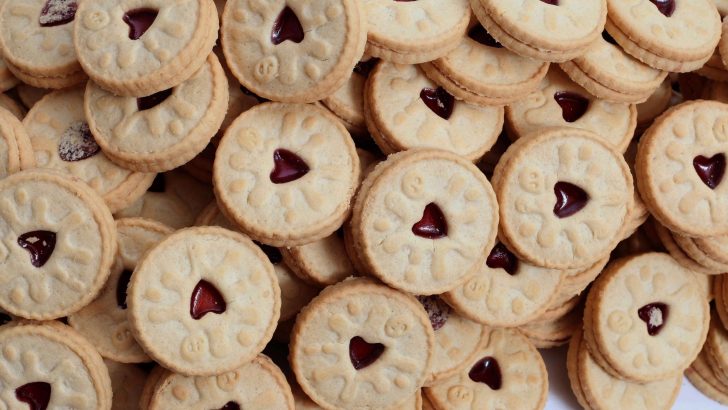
58, 122, 100, 162
190, 279, 227, 320
420, 87, 455, 120
553, 182, 589, 218
39, 0, 77, 27
650, 0, 676, 17
123, 8, 159, 40
15, 382, 51, 410
553, 92, 589, 123
693, 153, 726, 190
270, 149, 310, 184
469, 356, 502, 390
17, 231, 57, 268
486, 243, 519, 275
217, 402, 241, 410
349, 336, 385, 370
412, 203, 448, 239
271, 6, 304, 45
638, 302, 669, 336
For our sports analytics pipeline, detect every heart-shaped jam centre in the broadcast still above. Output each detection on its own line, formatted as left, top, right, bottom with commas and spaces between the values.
137, 89, 173, 111
553, 182, 589, 218
349, 336, 385, 370
270, 149, 310, 184
116, 269, 133, 310
18, 231, 56, 268
255, 241, 283, 265
58, 122, 100, 162
469, 356, 502, 390
15, 382, 51, 410
190, 280, 226, 320
412, 203, 448, 239
638, 303, 668, 336
353, 59, 379, 77
0, 312, 11, 325
217, 402, 241, 410
541, 0, 559, 4
271, 6, 304, 45
693, 154, 726, 190
123, 8, 159, 40
39, 0, 77, 27
148, 174, 166, 193
650, 0, 675, 17
486, 243, 519, 275
554, 92, 589, 122
602, 31, 618, 46
468, 25, 502, 48
417, 295, 451, 331
420, 87, 455, 120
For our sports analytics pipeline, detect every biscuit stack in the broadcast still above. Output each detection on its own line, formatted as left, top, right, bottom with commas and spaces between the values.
0, 0, 728, 409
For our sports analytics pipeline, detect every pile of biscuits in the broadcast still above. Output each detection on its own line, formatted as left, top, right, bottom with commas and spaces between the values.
1, 0, 728, 409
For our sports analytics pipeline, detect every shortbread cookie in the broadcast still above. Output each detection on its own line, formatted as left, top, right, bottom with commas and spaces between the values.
424, 22, 549, 106
519, 299, 582, 348
607, 0, 720, 72
74, 0, 219, 97
567, 330, 681, 410
444, 241, 564, 327
195, 201, 320, 322
365, 62, 503, 162
148, 355, 294, 409
128, 226, 280, 376
214, 103, 360, 247
506, 67, 637, 153
116, 170, 214, 229
222, 0, 366, 103
636, 78, 673, 127
291, 279, 435, 409
686, 344, 728, 405
85, 53, 228, 172
417, 295, 487, 386
0, 321, 112, 409
636, 100, 728, 237
474, 0, 606, 63
493, 128, 633, 269
654, 221, 718, 275
281, 230, 356, 287
361, 0, 470, 64
217, 55, 260, 138
104, 360, 148, 410
584, 253, 709, 382
182, 142, 215, 183
24, 86, 155, 213
0, 0, 86, 88
322, 57, 378, 137
68, 218, 172, 363
556, 257, 609, 302
351, 149, 499, 295
697, 48, 728, 82
425, 327, 547, 410
560, 31, 667, 103
706, 312, 728, 386
0, 106, 34, 178
0, 170, 117, 320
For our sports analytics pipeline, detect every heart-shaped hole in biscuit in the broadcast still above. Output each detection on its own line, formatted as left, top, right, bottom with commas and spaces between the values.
486, 243, 519, 275
270, 149, 310, 184
412, 203, 448, 239
39, 0, 77, 27
190, 280, 226, 320
638, 302, 669, 336
123, 8, 159, 40
693, 154, 726, 190
349, 336, 385, 370
18, 231, 57, 268
469, 356, 502, 390
420, 87, 455, 120
417, 295, 451, 331
271, 6, 304, 45
15, 382, 51, 410
650, 0, 675, 17
553, 182, 589, 218
137, 89, 173, 111
554, 92, 589, 122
